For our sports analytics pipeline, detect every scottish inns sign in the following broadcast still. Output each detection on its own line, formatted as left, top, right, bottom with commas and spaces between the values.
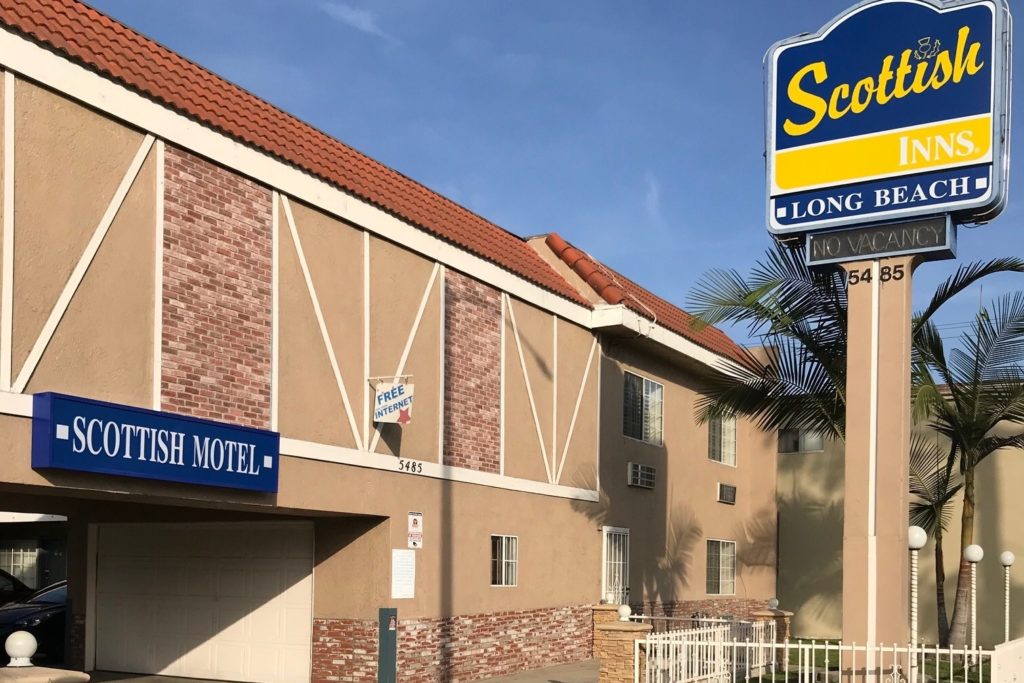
31, 393, 280, 492
766, 0, 1011, 233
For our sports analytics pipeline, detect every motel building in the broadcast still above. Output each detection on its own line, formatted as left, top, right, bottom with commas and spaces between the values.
0, 2, 779, 682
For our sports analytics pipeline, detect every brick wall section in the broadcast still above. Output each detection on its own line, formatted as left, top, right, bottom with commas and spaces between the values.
443, 269, 501, 472
162, 146, 273, 428
313, 618, 378, 683
312, 606, 591, 683
68, 613, 86, 669
398, 605, 592, 683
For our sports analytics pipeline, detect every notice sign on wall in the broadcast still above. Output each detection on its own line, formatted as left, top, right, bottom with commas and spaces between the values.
31, 392, 280, 492
408, 511, 423, 549
374, 382, 414, 425
391, 549, 415, 599
765, 0, 1012, 234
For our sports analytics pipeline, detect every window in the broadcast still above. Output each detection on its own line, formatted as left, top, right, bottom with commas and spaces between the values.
778, 428, 825, 453
708, 415, 736, 466
706, 539, 736, 595
490, 535, 518, 587
602, 527, 630, 604
623, 372, 663, 445
0, 541, 37, 588
717, 483, 737, 505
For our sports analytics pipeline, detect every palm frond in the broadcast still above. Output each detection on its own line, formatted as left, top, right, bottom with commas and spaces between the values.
913, 258, 1024, 335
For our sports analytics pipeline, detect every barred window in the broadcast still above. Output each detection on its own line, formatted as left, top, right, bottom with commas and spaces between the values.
706, 539, 736, 595
623, 372, 663, 445
708, 415, 736, 466
490, 535, 518, 587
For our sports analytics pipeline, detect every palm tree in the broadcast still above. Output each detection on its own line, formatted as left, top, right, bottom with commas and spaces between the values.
913, 293, 1024, 647
687, 242, 1024, 438
687, 243, 1024, 643
909, 432, 962, 646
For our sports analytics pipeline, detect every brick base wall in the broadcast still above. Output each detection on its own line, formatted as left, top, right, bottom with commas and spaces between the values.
313, 618, 378, 683
313, 605, 591, 683
632, 598, 769, 621
67, 613, 86, 670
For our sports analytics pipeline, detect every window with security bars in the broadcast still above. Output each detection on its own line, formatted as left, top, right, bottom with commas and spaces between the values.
0, 541, 38, 588
623, 372, 663, 445
602, 527, 630, 605
708, 415, 736, 465
706, 539, 736, 595
490, 535, 518, 587
778, 428, 825, 453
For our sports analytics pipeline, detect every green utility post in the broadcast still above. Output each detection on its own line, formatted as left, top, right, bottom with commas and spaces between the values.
378, 607, 397, 683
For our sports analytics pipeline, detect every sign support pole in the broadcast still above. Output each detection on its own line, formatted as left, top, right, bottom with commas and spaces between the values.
841, 255, 913, 672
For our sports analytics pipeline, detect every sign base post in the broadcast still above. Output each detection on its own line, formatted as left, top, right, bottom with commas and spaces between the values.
841, 256, 913, 664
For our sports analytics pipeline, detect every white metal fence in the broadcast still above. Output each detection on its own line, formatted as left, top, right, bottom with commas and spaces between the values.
641, 631, 999, 683
640, 620, 776, 683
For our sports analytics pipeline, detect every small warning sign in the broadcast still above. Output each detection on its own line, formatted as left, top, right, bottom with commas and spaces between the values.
407, 511, 423, 549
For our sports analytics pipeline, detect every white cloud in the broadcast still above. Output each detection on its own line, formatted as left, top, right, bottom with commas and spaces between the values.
643, 171, 665, 228
319, 2, 401, 44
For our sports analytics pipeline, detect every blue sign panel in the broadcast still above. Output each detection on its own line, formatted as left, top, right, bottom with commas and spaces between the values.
31, 393, 279, 493
765, 0, 1012, 234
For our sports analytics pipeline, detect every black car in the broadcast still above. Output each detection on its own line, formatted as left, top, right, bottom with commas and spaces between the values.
0, 581, 67, 665
0, 569, 32, 606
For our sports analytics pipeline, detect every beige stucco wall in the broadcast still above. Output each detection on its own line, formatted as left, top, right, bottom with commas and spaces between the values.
502, 298, 599, 488
597, 339, 778, 606
779, 433, 1024, 647
12, 78, 154, 406
776, 441, 845, 638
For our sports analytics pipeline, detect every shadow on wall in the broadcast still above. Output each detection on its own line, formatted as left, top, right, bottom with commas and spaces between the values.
776, 449, 844, 639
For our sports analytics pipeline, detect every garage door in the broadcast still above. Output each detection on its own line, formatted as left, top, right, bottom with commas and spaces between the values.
95, 522, 313, 683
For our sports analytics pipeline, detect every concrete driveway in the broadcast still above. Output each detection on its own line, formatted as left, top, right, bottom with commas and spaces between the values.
87, 659, 599, 683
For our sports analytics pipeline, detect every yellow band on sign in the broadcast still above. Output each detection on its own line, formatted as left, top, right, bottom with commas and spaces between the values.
774, 114, 992, 192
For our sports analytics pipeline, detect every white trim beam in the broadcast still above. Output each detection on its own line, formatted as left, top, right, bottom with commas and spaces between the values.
13, 134, 155, 393
151, 139, 164, 410
270, 191, 280, 431
281, 195, 363, 451
1, 71, 13, 391
555, 337, 598, 484
368, 262, 439, 453
504, 293, 553, 484
282, 437, 598, 502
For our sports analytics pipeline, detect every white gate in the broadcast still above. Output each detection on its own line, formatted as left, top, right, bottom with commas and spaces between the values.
602, 526, 630, 604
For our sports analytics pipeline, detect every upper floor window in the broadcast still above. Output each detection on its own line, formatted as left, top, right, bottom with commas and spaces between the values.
708, 415, 736, 466
706, 539, 736, 595
778, 428, 824, 453
623, 372, 663, 445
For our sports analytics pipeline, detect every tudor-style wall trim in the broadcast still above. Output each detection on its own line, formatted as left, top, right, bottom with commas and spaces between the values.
0, 26, 744, 376
0, 27, 593, 328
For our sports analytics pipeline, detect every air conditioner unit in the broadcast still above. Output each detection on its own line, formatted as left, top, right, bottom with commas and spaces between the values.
627, 462, 656, 489
717, 483, 737, 504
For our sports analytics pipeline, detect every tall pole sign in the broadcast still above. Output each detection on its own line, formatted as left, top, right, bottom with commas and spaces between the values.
764, 0, 1012, 661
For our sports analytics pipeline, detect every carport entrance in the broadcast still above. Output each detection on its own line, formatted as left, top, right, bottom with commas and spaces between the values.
93, 522, 313, 683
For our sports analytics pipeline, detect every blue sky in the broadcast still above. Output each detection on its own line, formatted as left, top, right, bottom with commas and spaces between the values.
89, 0, 1024, 345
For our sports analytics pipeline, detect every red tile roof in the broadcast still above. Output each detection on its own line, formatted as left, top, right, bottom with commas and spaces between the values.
0, 0, 589, 307
2, 0, 748, 365
545, 234, 747, 365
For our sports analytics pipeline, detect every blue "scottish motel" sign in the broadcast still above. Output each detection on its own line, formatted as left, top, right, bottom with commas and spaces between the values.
765, 0, 1012, 234
31, 393, 280, 492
